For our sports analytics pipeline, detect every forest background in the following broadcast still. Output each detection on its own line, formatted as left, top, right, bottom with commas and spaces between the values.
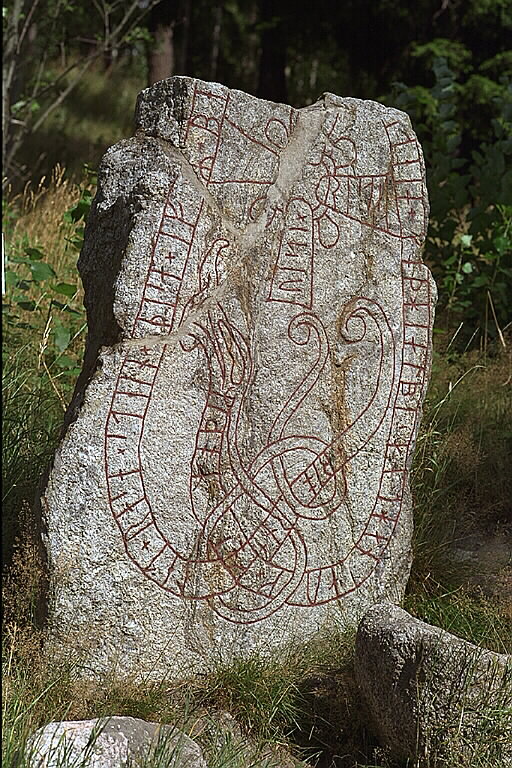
2, 1, 512, 766
4, 0, 512, 344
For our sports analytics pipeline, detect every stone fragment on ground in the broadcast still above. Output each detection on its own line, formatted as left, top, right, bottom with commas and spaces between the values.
451, 523, 512, 610
355, 602, 512, 766
41, 76, 435, 678
25, 716, 206, 768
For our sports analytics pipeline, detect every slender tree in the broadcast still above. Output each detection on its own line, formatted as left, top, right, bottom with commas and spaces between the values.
2, 0, 164, 185
256, 0, 287, 102
147, 0, 176, 84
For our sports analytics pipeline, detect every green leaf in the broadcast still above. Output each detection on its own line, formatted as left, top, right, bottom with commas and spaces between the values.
29, 261, 56, 281
65, 235, 84, 250
52, 282, 77, 298
462, 262, 473, 274
460, 234, 473, 248
493, 235, 510, 254
24, 246, 45, 261
50, 299, 81, 314
4, 270, 19, 286
54, 354, 76, 369
15, 299, 36, 311
11, 100, 27, 114
65, 191, 93, 223
12, 321, 36, 330
53, 324, 71, 354
8, 255, 31, 264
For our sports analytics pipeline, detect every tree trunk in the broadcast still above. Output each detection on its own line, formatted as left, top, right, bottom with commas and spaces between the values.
147, 2, 176, 85
256, 0, 287, 103
210, 4, 222, 81
3, 0, 22, 174
175, 0, 191, 74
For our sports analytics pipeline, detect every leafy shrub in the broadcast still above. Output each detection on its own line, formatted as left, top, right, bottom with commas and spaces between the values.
392, 52, 512, 343
2, 167, 93, 566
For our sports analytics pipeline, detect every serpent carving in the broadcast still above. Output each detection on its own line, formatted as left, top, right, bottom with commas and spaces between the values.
103, 82, 432, 625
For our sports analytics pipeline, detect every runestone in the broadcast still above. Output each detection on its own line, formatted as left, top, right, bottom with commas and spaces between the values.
41, 77, 436, 677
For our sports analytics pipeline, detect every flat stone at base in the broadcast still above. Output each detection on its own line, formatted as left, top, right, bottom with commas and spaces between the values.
355, 603, 512, 766
41, 77, 435, 678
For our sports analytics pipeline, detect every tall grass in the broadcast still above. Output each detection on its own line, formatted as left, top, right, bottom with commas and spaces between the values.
2, 167, 89, 566
405, 340, 512, 653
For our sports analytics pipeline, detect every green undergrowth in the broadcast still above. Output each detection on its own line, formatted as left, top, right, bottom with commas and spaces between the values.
2, 167, 512, 767
405, 339, 512, 654
2, 166, 93, 566
2, 616, 363, 767
405, 588, 511, 655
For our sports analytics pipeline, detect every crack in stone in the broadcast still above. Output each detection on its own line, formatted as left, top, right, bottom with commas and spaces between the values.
111, 99, 327, 352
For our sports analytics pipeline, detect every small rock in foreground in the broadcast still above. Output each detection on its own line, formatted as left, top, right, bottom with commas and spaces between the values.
25, 716, 206, 768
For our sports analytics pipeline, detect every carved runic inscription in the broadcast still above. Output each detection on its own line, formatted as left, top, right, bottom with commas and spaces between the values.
59, 80, 434, 641
100, 84, 432, 625
269, 199, 314, 309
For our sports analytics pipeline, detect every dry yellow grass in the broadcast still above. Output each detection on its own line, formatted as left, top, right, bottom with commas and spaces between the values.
5, 164, 93, 302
